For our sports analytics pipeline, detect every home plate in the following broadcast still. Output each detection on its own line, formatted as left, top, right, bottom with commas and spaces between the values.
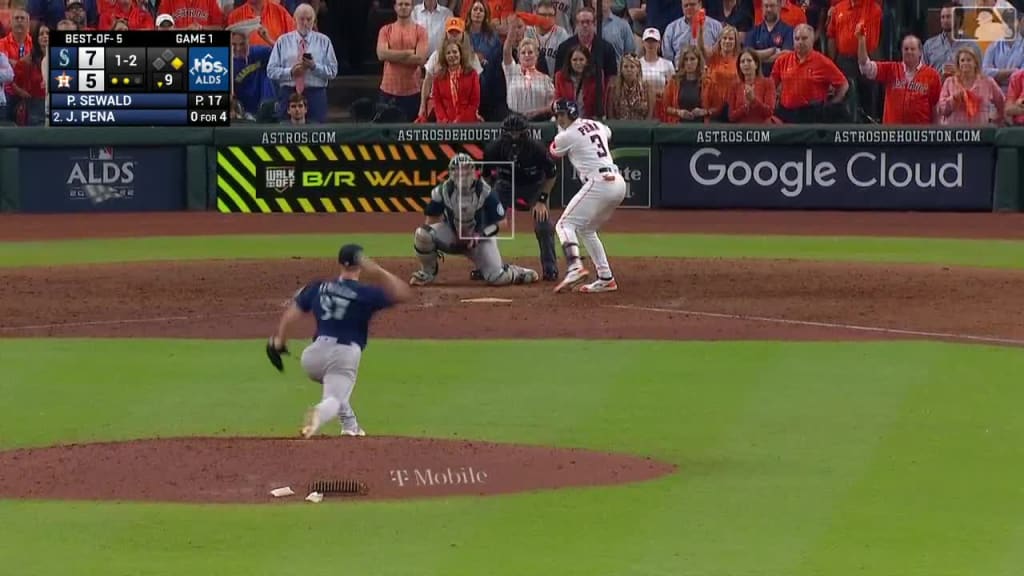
460, 297, 514, 303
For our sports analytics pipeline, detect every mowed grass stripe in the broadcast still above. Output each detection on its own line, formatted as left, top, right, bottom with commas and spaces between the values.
3, 233, 1024, 269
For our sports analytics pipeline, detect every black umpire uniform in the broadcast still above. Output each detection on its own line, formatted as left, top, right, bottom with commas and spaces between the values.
482, 113, 559, 281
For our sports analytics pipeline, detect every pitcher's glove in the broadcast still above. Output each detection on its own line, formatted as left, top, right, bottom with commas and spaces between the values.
266, 336, 289, 372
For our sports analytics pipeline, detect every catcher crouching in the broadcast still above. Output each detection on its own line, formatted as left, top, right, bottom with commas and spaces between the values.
410, 153, 539, 286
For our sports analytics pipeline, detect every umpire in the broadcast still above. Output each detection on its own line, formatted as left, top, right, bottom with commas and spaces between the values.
479, 112, 559, 281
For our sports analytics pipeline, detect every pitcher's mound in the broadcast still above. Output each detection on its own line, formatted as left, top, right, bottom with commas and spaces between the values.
0, 436, 676, 504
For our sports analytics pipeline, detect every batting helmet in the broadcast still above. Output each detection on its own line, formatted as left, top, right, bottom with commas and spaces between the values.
553, 98, 580, 121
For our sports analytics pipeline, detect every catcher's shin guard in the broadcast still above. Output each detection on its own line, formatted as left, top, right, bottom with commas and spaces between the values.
413, 226, 441, 281
534, 218, 558, 280
485, 264, 539, 285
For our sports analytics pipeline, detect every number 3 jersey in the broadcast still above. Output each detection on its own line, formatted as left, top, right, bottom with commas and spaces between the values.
294, 278, 394, 350
549, 118, 617, 181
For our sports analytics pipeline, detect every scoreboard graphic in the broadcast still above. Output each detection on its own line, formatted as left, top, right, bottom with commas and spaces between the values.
48, 31, 231, 127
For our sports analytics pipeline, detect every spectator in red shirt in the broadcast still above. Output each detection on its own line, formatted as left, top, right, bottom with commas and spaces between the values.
856, 24, 940, 124
727, 48, 776, 123
11, 22, 46, 125
99, 0, 153, 29
554, 44, 605, 118
1, 7, 31, 121
431, 36, 481, 122
156, 0, 223, 30
770, 23, 848, 122
1004, 69, 1024, 126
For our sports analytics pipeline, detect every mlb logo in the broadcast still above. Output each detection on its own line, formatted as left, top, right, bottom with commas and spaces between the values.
90, 147, 114, 160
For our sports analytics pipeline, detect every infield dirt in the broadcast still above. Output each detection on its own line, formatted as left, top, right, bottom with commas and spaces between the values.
1, 211, 1021, 504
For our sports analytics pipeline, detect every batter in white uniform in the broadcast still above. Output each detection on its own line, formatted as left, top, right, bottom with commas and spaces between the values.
548, 98, 627, 293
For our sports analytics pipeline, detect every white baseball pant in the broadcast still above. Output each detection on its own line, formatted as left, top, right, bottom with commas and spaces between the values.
555, 172, 627, 279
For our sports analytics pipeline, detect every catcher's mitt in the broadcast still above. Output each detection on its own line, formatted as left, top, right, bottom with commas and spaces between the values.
266, 337, 289, 372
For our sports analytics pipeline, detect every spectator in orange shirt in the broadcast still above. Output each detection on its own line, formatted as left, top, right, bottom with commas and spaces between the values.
99, 0, 154, 29
856, 24, 940, 125
228, 0, 293, 47
0, 0, 10, 38
702, 24, 741, 122
156, 0, 223, 29
431, 36, 481, 122
727, 48, 776, 122
376, 0, 428, 121
826, 0, 880, 121
754, 0, 806, 28
1004, 68, 1024, 126
771, 23, 848, 122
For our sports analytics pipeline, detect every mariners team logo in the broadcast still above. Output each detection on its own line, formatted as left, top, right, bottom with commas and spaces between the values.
264, 166, 296, 194
188, 47, 229, 91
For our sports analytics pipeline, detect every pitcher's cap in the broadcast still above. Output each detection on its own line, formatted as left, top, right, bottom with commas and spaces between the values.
338, 244, 364, 267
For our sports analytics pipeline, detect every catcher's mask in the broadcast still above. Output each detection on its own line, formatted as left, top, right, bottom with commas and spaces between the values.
448, 152, 477, 190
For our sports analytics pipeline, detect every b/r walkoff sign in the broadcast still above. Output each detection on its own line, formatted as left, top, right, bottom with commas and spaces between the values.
558, 147, 652, 209
215, 142, 488, 213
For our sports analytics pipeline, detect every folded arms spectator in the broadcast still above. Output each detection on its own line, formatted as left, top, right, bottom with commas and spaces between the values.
431, 36, 481, 122
745, 0, 794, 77
981, 10, 1024, 90
727, 48, 776, 122
376, 0, 428, 122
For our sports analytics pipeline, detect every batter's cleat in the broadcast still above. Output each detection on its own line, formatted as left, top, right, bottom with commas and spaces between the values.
577, 278, 618, 293
553, 264, 589, 293
410, 270, 435, 286
301, 409, 320, 439
470, 269, 484, 281
341, 427, 366, 437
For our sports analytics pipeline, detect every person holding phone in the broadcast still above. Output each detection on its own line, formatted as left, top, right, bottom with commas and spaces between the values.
267, 3, 338, 123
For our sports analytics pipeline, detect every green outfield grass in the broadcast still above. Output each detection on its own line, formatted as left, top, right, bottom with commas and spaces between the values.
1, 339, 1023, 576
3, 232, 1024, 269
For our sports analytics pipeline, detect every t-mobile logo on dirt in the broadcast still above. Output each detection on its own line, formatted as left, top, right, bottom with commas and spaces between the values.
688, 148, 965, 197
390, 467, 488, 487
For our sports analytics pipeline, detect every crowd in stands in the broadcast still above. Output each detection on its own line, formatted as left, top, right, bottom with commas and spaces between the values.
1, 0, 1023, 126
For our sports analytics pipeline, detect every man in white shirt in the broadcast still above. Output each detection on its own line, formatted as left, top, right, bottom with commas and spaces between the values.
268, 4, 339, 123
413, 0, 454, 54
923, 2, 983, 78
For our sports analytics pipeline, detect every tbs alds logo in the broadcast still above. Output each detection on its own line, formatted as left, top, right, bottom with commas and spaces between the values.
188, 47, 229, 91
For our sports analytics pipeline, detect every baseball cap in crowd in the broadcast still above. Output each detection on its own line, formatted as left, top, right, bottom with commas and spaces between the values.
445, 16, 465, 34
642, 27, 661, 42
156, 13, 174, 27
338, 244, 364, 267
66, 0, 84, 9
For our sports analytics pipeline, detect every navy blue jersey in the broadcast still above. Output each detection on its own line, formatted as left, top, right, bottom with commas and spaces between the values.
294, 278, 393, 350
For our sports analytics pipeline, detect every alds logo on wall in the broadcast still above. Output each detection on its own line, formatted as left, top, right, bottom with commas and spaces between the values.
216, 143, 485, 213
